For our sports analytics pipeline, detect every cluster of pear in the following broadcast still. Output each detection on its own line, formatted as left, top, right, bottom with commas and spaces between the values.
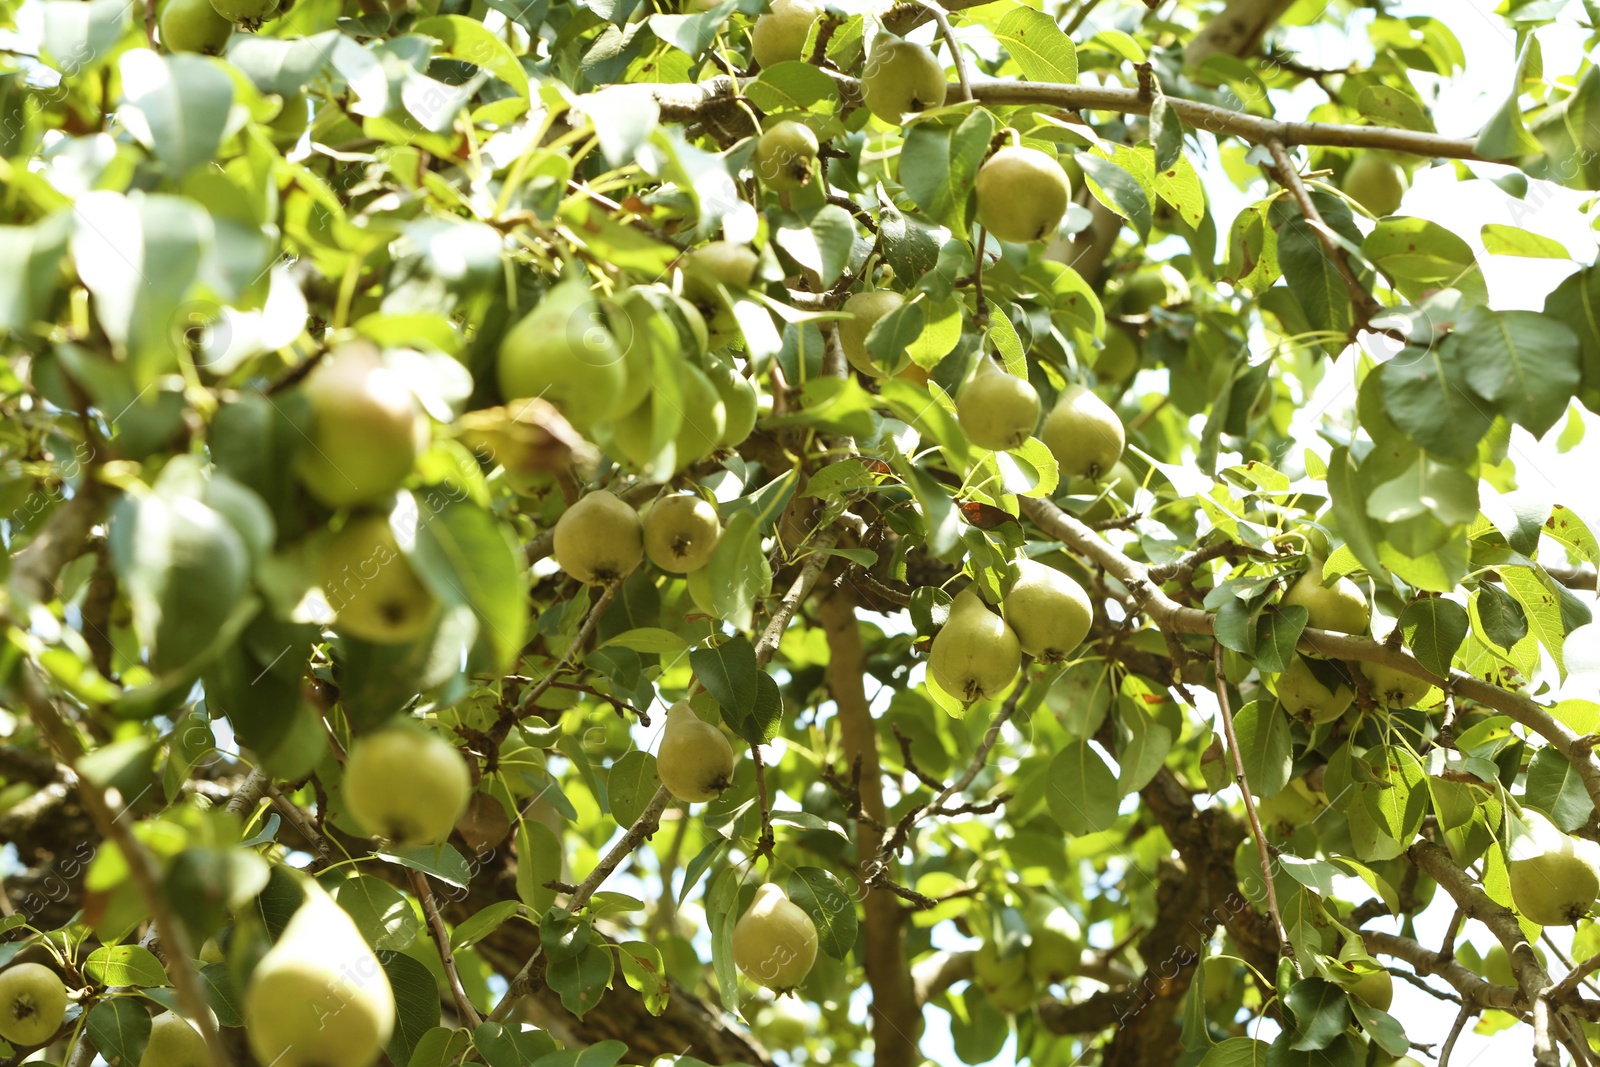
158, 0, 276, 53
949, 355, 1128, 484
244, 882, 397, 1067
551, 489, 725, 587
929, 560, 1092, 702
1272, 558, 1432, 722
732, 883, 820, 992
972, 901, 1083, 1014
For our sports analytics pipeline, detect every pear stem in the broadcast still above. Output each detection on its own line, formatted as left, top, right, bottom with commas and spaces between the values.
1211, 640, 1295, 970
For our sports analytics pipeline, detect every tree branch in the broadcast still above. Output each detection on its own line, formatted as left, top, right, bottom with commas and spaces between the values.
411, 868, 483, 1028
1265, 139, 1383, 328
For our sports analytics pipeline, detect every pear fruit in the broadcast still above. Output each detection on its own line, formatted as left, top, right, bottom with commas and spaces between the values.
1040, 384, 1125, 481
245, 883, 396, 1067
343, 725, 471, 845
1276, 656, 1353, 723
656, 701, 737, 803
839, 290, 906, 376
141, 1012, 208, 1067
928, 588, 1022, 702
1507, 809, 1600, 926
956, 359, 1041, 452
295, 342, 427, 508
1096, 326, 1141, 383
754, 120, 819, 190
976, 146, 1071, 243
159, 0, 232, 52
1002, 559, 1091, 663
986, 975, 1037, 1014
1346, 966, 1393, 1012
321, 514, 438, 643
750, 0, 819, 68
0, 963, 67, 1047
861, 38, 948, 123
1360, 662, 1432, 709
497, 278, 628, 432
552, 490, 644, 585
974, 940, 1028, 988
644, 494, 723, 574
1281, 558, 1370, 635
1114, 265, 1190, 315
708, 358, 759, 448
1025, 905, 1082, 984
684, 242, 760, 293
732, 883, 819, 992
1342, 154, 1407, 216
211, 0, 276, 20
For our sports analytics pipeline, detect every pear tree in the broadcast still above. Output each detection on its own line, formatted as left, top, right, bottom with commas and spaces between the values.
5, 1, 1600, 1067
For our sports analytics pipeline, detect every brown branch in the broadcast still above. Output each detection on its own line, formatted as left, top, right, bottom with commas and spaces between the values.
1360, 930, 1523, 1012
1265, 139, 1383, 328
919, 1, 971, 103
754, 528, 840, 666
411, 869, 483, 1028
1184, 0, 1297, 66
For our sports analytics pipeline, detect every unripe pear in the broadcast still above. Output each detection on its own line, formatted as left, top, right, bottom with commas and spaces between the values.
928, 588, 1022, 702
343, 725, 471, 845
0, 963, 67, 1047
860, 38, 948, 123
1025, 904, 1082, 984
750, 0, 819, 68
1281, 558, 1370, 635
1508, 809, 1600, 926
973, 940, 1027, 988
497, 279, 628, 432
707, 359, 759, 448
674, 363, 728, 466
1002, 559, 1091, 663
1346, 966, 1392, 1012
245, 883, 396, 1067
644, 494, 722, 574
141, 1012, 208, 1067
754, 120, 819, 190
986, 974, 1037, 1014
295, 342, 427, 508
1360, 662, 1432, 709
211, 0, 276, 21
321, 514, 438, 643
552, 490, 644, 585
684, 242, 760, 294
1342, 154, 1407, 216
1096, 326, 1141, 383
976, 146, 1071, 243
839, 290, 906, 376
956, 359, 1041, 452
1114, 265, 1190, 315
1275, 656, 1353, 723
732, 883, 819, 992
1040, 384, 1125, 481
656, 701, 736, 803
159, 0, 232, 52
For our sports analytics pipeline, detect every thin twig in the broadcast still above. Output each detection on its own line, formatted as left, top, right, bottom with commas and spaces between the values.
1064, 0, 1104, 34
918, 1, 971, 102
410, 869, 483, 1028
754, 529, 841, 666
751, 744, 775, 860
1438, 1003, 1472, 1067
1264, 139, 1383, 329
1212, 641, 1292, 965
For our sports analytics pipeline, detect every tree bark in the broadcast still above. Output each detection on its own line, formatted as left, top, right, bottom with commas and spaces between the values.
1184, 0, 1299, 67
821, 590, 920, 1067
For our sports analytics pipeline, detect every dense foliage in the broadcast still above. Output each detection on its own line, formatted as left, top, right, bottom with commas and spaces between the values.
3, 0, 1600, 1066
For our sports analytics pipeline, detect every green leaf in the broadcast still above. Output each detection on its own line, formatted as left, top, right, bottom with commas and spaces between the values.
644, 3, 732, 58
899, 110, 993, 233
1078, 152, 1152, 241
616, 941, 670, 1015
1544, 264, 1600, 409
1148, 93, 1185, 172
449, 901, 521, 951
383, 950, 443, 1065
703, 510, 772, 631
1475, 38, 1545, 158
119, 52, 235, 179
378, 843, 474, 888
1233, 700, 1292, 799
408, 1027, 474, 1067
86, 996, 152, 1065
1277, 215, 1350, 337
787, 867, 858, 960
1255, 605, 1308, 674
891, 454, 963, 557
690, 635, 759, 722
1284, 977, 1351, 1050
1197, 1038, 1272, 1065
515, 818, 563, 914
1525, 747, 1596, 832
994, 4, 1078, 83
1451, 306, 1582, 438
1357, 84, 1435, 131
1363, 217, 1484, 305
329, 874, 420, 952
1399, 598, 1469, 676
1481, 223, 1569, 259
83, 944, 170, 987
598, 627, 688, 655
411, 499, 528, 675
1365, 455, 1479, 528
1045, 740, 1120, 834
0, 215, 69, 335
744, 60, 840, 114
607, 751, 659, 827
1476, 582, 1531, 649
1379, 345, 1494, 461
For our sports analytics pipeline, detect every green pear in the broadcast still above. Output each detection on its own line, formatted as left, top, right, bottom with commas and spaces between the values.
860, 38, 948, 123
552, 490, 644, 585
707, 358, 759, 448
210, 0, 276, 21
754, 120, 819, 190
1281, 558, 1370, 635
1025, 904, 1082, 984
1040, 384, 1125, 481
1002, 559, 1091, 663
1508, 809, 1600, 926
644, 494, 723, 574
0, 963, 67, 1047
929, 588, 1022, 702
674, 362, 729, 466
986, 974, 1037, 1014
344, 724, 471, 845
1342, 154, 1406, 216
684, 242, 760, 294
1276, 656, 1353, 723
733, 883, 819, 992
1095, 326, 1141, 383
141, 1012, 208, 1067
1113, 265, 1190, 315
159, 0, 232, 52
839, 289, 907, 375
973, 940, 1027, 988
497, 278, 628, 432
295, 342, 427, 508
750, 0, 819, 68
976, 146, 1071, 243
1360, 662, 1432, 709
656, 700, 737, 802
1345, 966, 1392, 1011
321, 514, 439, 643
245, 883, 396, 1067
956, 358, 1041, 452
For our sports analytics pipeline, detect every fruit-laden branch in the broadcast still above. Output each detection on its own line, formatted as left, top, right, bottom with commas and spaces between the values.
1016, 497, 1600, 813
646, 74, 1489, 161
